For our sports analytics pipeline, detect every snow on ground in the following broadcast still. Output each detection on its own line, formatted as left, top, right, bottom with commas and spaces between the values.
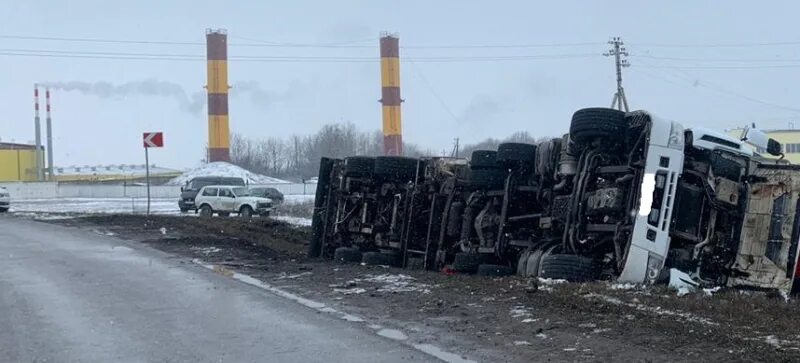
167, 162, 291, 185
10, 195, 314, 227
11, 198, 180, 215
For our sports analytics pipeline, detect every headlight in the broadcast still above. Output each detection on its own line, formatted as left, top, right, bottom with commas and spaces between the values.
667, 122, 684, 150
646, 253, 664, 283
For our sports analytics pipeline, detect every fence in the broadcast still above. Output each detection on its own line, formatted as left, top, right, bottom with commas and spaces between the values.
0, 181, 316, 201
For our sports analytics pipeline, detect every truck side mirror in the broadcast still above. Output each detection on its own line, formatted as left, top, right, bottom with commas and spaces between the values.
767, 138, 782, 156
180, 186, 184, 192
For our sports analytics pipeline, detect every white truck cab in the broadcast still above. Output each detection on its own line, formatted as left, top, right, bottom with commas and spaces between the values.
194, 185, 273, 218
618, 114, 686, 283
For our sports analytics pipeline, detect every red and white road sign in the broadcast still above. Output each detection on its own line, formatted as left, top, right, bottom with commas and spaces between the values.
143, 132, 163, 148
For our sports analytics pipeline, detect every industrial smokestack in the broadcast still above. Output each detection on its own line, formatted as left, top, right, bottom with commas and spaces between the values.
380, 32, 402, 156
33, 84, 43, 180
46, 87, 54, 180
206, 29, 230, 162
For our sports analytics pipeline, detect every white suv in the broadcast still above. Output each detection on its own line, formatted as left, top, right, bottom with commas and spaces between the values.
194, 185, 273, 218
0, 186, 9, 212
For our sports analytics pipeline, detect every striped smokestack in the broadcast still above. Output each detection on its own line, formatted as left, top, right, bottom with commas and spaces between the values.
33, 84, 43, 180
45, 87, 54, 180
380, 33, 402, 156
206, 29, 230, 162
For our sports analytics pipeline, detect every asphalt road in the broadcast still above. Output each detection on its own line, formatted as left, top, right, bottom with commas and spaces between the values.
0, 217, 437, 362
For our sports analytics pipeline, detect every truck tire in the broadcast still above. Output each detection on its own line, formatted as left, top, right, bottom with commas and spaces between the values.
239, 205, 253, 218
334, 247, 362, 263
452, 252, 482, 273
362, 251, 399, 266
569, 108, 627, 146
476, 264, 514, 277
199, 204, 213, 218
468, 168, 507, 190
373, 156, 420, 182
539, 254, 600, 282
496, 143, 537, 166
470, 150, 499, 169
344, 156, 375, 177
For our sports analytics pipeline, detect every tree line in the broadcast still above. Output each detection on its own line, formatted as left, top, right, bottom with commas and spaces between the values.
228, 122, 552, 181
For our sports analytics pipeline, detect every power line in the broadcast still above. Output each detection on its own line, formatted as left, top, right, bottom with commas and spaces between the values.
629, 40, 800, 48
631, 54, 800, 63
0, 34, 604, 49
0, 48, 600, 63
636, 64, 800, 70
630, 62, 800, 113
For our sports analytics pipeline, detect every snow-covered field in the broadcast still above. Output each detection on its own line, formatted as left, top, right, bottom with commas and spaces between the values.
9, 195, 314, 226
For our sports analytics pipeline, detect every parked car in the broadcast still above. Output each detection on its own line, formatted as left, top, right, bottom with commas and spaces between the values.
249, 187, 284, 205
178, 176, 245, 212
0, 186, 9, 212
194, 185, 273, 218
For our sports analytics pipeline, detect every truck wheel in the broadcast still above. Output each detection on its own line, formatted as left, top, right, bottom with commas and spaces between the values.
373, 156, 420, 182
476, 264, 514, 277
470, 150, 499, 169
239, 206, 253, 219
539, 254, 600, 282
344, 156, 375, 177
334, 247, 362, 263
199, 205, 213, 218
0, 207, 8, 213
452, 252, 482, 273
496, 143, 537, 167
569, 107, 627, 146
362, 251, 399, 266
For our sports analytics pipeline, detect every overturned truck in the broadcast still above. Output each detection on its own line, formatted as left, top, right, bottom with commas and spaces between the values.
309, 107, 800, 293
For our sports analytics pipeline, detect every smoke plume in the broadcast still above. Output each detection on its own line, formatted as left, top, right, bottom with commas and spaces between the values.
42, 80, 206, 114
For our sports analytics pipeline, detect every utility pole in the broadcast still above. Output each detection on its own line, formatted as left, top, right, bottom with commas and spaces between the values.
604, 37, 630, 112
451, 137, 460, 158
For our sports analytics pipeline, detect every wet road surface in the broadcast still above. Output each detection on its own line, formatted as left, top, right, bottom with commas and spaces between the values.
0, 217, 436, 362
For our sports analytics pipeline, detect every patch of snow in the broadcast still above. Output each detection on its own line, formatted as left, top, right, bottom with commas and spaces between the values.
703, 286, 722, 296
510, 306, 532, 319
167, 162, 290, 185
538, 277, 567, 285
535, 333, 548, 339
340, 314, 364, 322
356, 274, 431, 293
609, 283, 637, 290
584, 293, 718, 326
513, 341, 531, 346
377, 329, 408, 341
276, 271, 312, 279
190, 246, 221, 255
333, 287, 367, 295
272, 216, 312, 227
563, 348, 577, 352
521, 318, 539, 323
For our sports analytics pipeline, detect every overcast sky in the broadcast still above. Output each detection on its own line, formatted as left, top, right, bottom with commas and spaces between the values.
2, 1, 799, 169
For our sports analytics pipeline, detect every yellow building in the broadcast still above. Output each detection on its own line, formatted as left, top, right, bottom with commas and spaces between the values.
0, 142, 42, 182
728, 128, 800, 164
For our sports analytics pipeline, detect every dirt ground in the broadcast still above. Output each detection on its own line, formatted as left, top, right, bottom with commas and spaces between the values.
48, 214, 800, 362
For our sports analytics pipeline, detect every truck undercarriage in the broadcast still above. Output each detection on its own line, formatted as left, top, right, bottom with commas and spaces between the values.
309, 107, 800, 294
